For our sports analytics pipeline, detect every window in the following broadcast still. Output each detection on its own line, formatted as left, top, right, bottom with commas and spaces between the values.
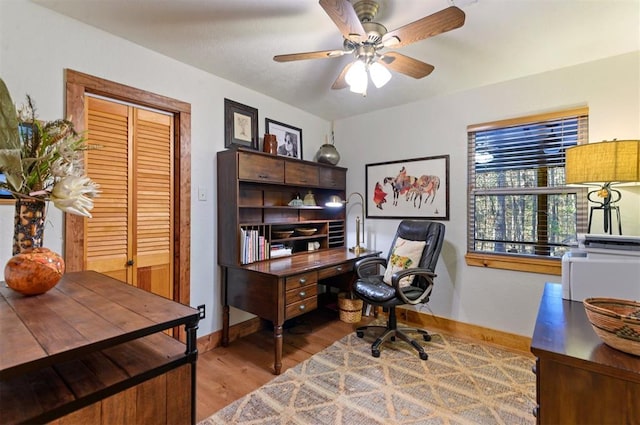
466, 108, 589, 274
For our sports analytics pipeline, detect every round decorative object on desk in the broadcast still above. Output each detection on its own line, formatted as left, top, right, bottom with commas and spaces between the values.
6, 198, 65, 295
4, 247, 65, 296
314, 143, 340, 165
583, 297, 640, 356
303, 190, 317, 206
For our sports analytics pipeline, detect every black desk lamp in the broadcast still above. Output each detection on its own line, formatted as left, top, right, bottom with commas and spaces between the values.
326, 192, 366, 254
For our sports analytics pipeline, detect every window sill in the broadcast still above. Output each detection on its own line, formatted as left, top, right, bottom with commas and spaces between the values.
465, 252, 561, 275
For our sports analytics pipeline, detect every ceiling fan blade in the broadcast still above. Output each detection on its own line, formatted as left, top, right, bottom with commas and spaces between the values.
319, 0, 366, 43
274, 49, 347, 62
380, 52, 434, 79
331, 62, 352, 89
381, 6, 465, 49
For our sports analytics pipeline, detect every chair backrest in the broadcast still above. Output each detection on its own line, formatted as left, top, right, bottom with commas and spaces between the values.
387, 220, 446, 273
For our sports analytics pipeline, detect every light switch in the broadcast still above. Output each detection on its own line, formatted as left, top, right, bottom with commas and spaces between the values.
198, 186, 207, 201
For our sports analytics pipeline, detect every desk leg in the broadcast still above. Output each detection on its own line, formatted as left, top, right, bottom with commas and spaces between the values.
221, 267, 230, 347
222, 305, 230, 347
274, 323, 283, 375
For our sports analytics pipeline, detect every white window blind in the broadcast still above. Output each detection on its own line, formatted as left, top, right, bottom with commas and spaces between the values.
467, 108, 589, 259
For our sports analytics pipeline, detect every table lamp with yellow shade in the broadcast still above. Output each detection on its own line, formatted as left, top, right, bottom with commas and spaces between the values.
565, 139, 640, 234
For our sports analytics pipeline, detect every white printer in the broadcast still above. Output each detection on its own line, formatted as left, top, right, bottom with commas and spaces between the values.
561, 234, 640, 301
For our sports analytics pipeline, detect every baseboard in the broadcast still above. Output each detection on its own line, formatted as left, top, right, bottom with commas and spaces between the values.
197, 309, 533, 357
397, 307, 533, 356
197, 317, 263, 354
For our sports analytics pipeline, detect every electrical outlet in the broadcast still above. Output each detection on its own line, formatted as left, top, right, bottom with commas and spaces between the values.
197, 304, 205, 319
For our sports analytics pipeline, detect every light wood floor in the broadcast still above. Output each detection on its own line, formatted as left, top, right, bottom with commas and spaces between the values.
195, 307, 372, 422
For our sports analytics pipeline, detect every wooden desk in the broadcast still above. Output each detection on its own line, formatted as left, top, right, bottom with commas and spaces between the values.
221, 247, 379, 374
1, 270, 200, 425
530, 283, 640, 424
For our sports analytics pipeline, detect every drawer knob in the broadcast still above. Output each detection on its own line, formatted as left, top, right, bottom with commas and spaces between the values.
299, 291, 306, 298
299, 304, 306, 311
336, 266, 343, 272
299, 278, 307, 284
258, 174, 269, 179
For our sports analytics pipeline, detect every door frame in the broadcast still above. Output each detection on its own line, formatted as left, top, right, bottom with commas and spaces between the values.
64, 69, 192, 310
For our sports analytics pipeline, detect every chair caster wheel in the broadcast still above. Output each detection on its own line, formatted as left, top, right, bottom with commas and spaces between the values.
423, 334, 431, 341
419, 352, 428, 360
357, 331, 364, 338
372, 349, 380, 358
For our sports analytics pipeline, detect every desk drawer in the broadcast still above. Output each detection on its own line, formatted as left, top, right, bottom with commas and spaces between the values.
285, 271, 318, 290
285, 296, 318, 320
286, 284, 318, 305
317, 262, 353, 280
285, 162, 319, 186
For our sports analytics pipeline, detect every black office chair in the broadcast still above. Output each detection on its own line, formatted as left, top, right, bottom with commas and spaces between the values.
353, 220, 445, 360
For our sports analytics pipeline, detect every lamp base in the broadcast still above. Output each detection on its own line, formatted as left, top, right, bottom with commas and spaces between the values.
587, 184, 623, 235
350, 245, 366, 255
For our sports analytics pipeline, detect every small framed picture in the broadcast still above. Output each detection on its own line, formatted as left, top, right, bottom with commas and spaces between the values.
224, 98, 258, 150
265, 118, 303, 160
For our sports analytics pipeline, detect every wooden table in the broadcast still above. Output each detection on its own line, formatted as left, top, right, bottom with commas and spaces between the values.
0, 270, 200, 425
221, 247, 379, 374
530, 283, 640, 424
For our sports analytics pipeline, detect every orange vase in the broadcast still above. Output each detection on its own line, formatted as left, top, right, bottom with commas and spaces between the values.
263, 134, 278, 155
4, 247, 65, 296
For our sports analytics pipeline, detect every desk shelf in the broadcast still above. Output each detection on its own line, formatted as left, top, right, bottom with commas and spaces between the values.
219, 148, 347, 266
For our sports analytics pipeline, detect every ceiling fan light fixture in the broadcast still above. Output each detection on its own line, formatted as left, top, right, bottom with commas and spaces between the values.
369, 62, 391, 88
345, 60, 368, 94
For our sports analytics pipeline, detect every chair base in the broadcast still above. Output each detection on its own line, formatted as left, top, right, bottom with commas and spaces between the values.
355, 307, 431, 360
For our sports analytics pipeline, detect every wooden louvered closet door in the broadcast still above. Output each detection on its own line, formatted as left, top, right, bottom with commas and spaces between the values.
85, 96, 174, 299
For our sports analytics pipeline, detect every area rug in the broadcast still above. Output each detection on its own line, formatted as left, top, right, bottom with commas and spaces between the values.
200, 330, 536, 425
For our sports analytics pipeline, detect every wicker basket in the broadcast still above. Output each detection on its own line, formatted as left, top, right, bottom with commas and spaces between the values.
338, 292, 363, 323
583, 297, 640, 356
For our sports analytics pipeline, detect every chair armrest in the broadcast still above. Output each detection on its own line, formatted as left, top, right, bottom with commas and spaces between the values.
392, 268, 436, 305
354, 257, 386, 279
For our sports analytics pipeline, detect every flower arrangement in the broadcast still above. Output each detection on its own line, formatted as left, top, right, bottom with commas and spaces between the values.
0, 79, 99, 217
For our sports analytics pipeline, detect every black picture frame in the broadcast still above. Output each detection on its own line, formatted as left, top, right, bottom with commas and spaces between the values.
224, 98, 258, 150
365, 155, 450, 220
265, 118, 303, 160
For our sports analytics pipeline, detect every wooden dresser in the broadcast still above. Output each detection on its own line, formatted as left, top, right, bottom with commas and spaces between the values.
531, 283, 640, 424
0, 271, 200, 425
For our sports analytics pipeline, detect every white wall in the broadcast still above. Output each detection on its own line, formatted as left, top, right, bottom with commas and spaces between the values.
335, 51, 640, 337
2, 0, 638, 340
0, 0, 331, 337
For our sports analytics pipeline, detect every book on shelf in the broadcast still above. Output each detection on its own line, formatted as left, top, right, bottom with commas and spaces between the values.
269, 242, 291, 258
270, 247, 292, 258
240, 227, 268, 264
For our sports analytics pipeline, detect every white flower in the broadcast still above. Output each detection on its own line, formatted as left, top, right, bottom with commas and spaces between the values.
50, 175, 100, 218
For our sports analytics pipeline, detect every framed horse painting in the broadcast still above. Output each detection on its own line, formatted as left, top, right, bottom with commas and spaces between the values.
365, 155, 449, 220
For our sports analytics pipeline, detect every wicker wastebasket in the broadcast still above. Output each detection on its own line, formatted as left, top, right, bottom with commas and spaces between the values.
338, 292, 364, 323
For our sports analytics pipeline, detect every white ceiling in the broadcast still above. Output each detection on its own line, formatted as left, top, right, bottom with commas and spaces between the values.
34, 0, 640, 121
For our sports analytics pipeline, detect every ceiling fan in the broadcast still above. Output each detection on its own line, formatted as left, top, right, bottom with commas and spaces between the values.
273, 0, 466, 94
